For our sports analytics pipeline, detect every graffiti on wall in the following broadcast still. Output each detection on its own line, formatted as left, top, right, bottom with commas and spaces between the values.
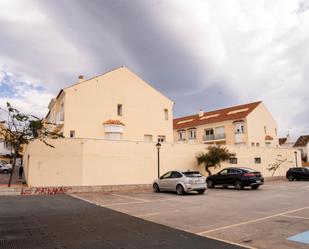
21, 186, 72, 195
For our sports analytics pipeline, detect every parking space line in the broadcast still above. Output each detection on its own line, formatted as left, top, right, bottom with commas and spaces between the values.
281, 214, 309, 220
111, 193, 150, 202
204, 235, 257, 249
197, 206, 309, 235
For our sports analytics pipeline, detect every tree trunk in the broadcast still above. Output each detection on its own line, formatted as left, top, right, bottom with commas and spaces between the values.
8, 152, 17, 187
205, 165, 212, 176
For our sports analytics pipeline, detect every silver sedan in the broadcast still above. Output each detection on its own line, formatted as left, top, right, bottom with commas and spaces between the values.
153, 170, 207, 195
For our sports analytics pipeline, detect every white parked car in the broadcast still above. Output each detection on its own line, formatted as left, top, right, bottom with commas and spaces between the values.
153, 170, 207, 195
0, 160, 13, 174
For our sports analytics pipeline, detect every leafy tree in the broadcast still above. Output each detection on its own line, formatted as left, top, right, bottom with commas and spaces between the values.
267, 154, 287, 176
0, 102, 62, 187
196, 145, 235, 175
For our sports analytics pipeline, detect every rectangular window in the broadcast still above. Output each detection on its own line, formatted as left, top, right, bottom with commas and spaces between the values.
254, 157, 261, 164
264, 126, 267, 134
178, 130, 185, 141
144, 134, 153, 142
251, 142, 255, 147
158, 135, 166, 143
164, 109, 168, 120
229, 158, 238, 164
188, 128, 196, 140
117, 104, 123, 116
70, 130, 75, 138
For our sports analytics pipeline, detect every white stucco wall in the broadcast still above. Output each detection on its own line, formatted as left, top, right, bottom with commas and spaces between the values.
23, 138, 301, 187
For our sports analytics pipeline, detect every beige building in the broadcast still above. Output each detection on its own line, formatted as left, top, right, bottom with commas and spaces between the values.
293, 135, 309, 162
46, 67, 174, 143
173, 101, 279, 148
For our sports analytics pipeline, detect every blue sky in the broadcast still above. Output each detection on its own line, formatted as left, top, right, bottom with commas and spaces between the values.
0, 0, 309, 139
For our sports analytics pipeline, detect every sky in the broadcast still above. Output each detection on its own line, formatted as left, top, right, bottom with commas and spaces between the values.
0, 0, 308, 139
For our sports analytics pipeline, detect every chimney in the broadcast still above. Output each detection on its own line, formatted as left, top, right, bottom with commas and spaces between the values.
198, 109, 204, 117
78, 75, 84, 83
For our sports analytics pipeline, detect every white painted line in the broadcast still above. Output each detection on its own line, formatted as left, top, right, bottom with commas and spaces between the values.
281, 214, 309, 220
111, 193, 150, 202
301, 185, 309, 188
204, 234, 257, 249
197, 206, 309, 235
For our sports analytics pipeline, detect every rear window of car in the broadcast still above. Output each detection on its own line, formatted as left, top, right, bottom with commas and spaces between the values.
182, 171, 202, 177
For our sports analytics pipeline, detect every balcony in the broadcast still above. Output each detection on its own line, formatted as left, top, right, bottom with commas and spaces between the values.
203, 133, 226, 141
235, 132, 245, 143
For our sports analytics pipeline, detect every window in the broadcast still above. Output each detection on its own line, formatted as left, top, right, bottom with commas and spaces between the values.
256, 143, 260, 147
219, 169, 228, 175
205, 128, 214, 136
229, 157, 238, 164
188, 128, 196, 140
251, 142, 255, 147
158, 135, 166, 143
117, 104, 123, 116
144, 134, 153, 142
264, 126, 267, 134
275, 128, 277, 135
160, 171, 172, 179
265, 142, 271, 147
254, 157, 261, 164
171, 171, 182, 178
178, 130, 186, 141
69, 130, 75, 138
164, 109, 168, 120
228, 168, 240, 174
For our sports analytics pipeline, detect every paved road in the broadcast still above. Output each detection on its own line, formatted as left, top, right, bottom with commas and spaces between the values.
0, 195, 244, 249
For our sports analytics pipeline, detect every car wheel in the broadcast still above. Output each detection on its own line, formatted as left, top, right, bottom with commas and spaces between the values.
251, 185, 259, 190
176, 184, 184, 195
235, 180, 243, 190
3, 170, 8, 174
197, 189, 205, 194
153, 183, 160, 192
288, 175, 294, 181
207, 180, 215, 189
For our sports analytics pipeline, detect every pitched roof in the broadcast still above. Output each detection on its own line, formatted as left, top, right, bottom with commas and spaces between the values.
279, 137, 287, 145
103, 120, 125, 126
294, 135, 309, 147
265, 135, 274, 141
173, 101, 262, 130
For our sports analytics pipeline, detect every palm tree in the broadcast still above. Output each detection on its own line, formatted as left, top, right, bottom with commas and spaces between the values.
196, 145, 235, 175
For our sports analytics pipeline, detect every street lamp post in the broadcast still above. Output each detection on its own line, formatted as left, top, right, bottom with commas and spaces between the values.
156, 142, 161, 178
294, 151, 298, 167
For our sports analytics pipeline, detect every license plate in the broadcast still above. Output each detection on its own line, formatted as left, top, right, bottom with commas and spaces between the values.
196, 179, 204, 184
256, 180, 261, 183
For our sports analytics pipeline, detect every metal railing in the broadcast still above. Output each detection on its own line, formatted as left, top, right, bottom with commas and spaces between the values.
203, 133, 226, 141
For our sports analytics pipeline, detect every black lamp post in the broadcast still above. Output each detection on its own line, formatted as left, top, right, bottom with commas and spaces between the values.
156, 142, 161, 178
294, 151, 298, 167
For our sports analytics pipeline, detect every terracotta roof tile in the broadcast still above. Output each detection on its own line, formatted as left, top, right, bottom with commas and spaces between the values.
294, 135, 309, 147
103, 120, 125, 126
173, 101, 262, 130
265, 135, 274, 141
279, 137, 287, 145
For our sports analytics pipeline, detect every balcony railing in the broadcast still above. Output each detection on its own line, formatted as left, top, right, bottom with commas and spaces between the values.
203, 133, 226, 141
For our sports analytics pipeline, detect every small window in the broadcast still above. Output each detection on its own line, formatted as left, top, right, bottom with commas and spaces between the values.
256, 143, 260, 147
158, 135, 166, 143
251, 142, 255, 147
254, 157, 261, 164
144, 134, 152, 142
188, 128, 196, 140
164, 109, 168, 120
70, 130, 75, 138
275, 128, 277, 135
264, 126, 267, 134
229, 158, 238, 164
205, 128, 214, 135
117, 104, 123, 116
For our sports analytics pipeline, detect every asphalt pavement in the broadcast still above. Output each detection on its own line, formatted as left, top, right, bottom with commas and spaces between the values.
0, 194, 244, 249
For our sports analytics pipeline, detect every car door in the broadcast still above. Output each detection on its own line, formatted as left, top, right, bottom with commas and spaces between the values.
301, 168, 309, 179
227, 168, 239, 185
168, 171, 183, 190
215, 169, 229, 185
159, 171, 172, 190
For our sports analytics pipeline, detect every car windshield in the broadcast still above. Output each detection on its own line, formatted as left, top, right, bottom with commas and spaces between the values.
182, 171, 202, 177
